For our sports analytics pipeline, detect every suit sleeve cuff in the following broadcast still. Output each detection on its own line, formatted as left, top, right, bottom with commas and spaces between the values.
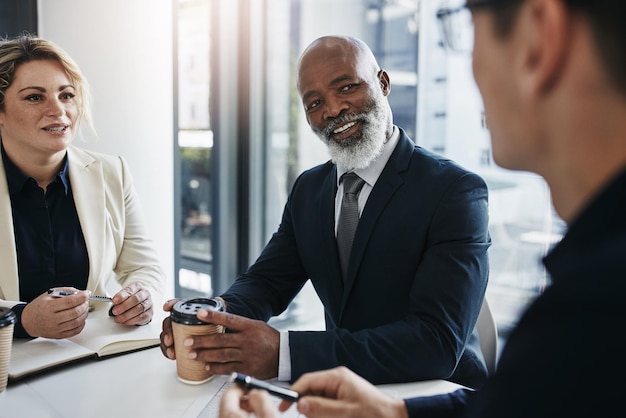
11, 303, 35, 339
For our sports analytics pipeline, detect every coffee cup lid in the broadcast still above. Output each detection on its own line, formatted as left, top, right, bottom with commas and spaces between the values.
0, 307, 16, 328
170, 298, 224, 325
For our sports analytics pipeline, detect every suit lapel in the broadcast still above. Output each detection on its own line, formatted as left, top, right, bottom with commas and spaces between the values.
339, 132, 414, 312
0, 147, 109, 301
320, 165, 346, 317
0, 157, 20, 301
67, 147, 106, 288
322, 165, 339, 263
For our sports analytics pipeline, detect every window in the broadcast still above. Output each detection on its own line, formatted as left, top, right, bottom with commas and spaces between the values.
176, 0, 213, 297
174, 0, 563, 338
0, 0, 37, 36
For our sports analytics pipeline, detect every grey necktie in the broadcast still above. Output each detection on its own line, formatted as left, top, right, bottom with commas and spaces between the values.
337, 172, 366, 281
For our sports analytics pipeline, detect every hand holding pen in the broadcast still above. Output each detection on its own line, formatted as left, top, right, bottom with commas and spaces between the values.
220, 368, 408, 418
230, 372, 299, 402
218, 373, 299, 418
48, 284, 152, 327
17, 288, 92, 339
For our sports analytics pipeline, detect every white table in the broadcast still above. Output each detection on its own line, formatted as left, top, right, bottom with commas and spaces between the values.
0, 347, 463, 417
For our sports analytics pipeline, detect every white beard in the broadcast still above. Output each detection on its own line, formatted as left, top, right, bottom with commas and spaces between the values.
313, 98, 388, 170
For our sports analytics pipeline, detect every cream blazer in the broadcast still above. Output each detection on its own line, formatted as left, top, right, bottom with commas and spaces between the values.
0, 146, 166, 312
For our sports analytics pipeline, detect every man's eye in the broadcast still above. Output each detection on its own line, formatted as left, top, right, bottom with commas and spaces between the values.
306, 99, 321, 111
341, 84, 354, 92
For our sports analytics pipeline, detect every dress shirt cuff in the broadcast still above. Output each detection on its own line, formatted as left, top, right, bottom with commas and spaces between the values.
278, 331, 292, 381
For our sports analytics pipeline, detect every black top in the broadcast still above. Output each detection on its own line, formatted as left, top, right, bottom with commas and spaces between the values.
2, 145, 89, 338
405, 166, 626, 417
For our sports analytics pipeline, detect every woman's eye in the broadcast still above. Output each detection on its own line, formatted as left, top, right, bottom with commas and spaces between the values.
25, 94, 43, 102
61, 92, 75, 100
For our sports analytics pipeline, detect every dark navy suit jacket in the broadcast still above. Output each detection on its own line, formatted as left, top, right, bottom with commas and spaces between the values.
221, 129, 491, 387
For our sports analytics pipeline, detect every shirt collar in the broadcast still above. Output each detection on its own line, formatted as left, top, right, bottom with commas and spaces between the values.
1, 143, 70, 195
337, 125, 400, 188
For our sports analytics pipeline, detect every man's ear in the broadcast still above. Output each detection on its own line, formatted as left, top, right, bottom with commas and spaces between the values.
519, 0, 570, 97
378, 69, 391, 96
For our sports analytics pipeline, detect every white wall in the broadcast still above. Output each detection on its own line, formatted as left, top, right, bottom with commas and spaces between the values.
38, 0, 175, 298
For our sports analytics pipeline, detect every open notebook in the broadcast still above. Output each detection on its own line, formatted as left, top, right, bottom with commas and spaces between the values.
8, 309, 161, 381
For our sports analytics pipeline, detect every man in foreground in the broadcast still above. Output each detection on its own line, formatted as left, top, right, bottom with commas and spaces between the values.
219, 0, 626, 416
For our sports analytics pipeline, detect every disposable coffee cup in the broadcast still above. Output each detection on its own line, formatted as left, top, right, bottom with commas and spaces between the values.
0, 307, 16, 394
170, 298, 224, 384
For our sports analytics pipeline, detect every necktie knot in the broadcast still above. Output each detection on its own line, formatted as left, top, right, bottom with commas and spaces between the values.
341, 172, 365, 195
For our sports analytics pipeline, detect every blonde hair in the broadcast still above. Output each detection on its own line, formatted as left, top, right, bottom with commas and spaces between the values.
0, 34, 95, 136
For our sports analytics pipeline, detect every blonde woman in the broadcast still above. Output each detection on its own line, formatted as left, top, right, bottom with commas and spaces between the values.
0, 35, 165, 339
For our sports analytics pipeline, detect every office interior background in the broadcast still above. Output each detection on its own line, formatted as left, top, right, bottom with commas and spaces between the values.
2, 0, 565, 341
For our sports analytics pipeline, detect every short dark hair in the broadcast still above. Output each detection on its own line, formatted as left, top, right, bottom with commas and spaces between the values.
481, 0, 525, 37
569, 1, 626, 95
489, 0, 626, 95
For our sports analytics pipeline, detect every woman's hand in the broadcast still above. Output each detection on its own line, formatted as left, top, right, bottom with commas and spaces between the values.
21, 288, 90, 339
110, 283, 153, 326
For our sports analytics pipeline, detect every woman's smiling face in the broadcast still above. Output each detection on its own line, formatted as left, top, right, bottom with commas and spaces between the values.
0, 59, 77, 159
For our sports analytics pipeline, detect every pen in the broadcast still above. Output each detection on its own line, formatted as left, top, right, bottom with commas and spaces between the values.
48, 288, 112, 303
230, 372, 299, 402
